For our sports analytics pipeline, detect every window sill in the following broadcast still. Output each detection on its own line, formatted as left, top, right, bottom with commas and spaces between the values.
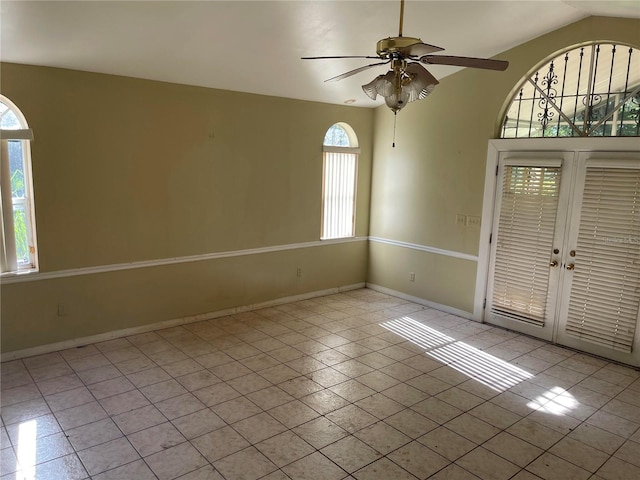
320, 235, 356, 241
1, 268, 39, 278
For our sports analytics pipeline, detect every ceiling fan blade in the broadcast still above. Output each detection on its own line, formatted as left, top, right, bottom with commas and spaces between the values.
421, 55, 509, 71
399, 42, 445, 58
301, 55, 382, 60
325, 61, 391, 83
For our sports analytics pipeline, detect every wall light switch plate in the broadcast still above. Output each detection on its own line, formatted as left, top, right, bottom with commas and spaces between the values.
466, 216, 481, 227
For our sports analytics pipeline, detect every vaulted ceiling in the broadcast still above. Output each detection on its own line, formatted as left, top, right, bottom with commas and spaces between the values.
2, 1, 639, 108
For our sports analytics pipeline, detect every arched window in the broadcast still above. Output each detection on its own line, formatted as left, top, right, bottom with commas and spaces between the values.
1, 96, 37, 273
321, 123, 359, 239
501, 43, 640, 138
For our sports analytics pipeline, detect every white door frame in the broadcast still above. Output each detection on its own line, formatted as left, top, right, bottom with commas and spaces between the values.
473, 137, 640, 323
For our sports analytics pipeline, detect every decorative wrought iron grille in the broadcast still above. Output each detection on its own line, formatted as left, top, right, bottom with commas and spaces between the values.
501, 43, 640, 138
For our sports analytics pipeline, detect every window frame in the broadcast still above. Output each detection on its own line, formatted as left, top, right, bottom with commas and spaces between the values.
1, 95, 38, 275
321, 123, 360, 240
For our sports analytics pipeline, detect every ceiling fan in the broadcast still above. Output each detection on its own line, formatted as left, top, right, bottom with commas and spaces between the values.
302, 0, 509, 114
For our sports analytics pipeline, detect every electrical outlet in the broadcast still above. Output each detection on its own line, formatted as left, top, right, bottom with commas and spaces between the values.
57, 303, 67, 316
296, 267, 302, 278
466, 216, 481, 227
409, 272, 416, 282
456, 214, 466, 226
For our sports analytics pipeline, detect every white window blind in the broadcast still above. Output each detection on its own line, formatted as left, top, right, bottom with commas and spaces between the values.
491, 165, 562, 325
321, 151, 357, 239
565, 167, 640, 353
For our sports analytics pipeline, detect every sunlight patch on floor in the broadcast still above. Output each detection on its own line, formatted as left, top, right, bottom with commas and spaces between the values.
16, 419, 37, 480
527, 386, 579, 415
381, 317, 454, 351
381, 316, 533, 392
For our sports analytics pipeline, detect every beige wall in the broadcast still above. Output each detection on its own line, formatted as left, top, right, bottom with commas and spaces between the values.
368, 16, 640, 314
2, 242, 367, 350
0, 64, 373, 353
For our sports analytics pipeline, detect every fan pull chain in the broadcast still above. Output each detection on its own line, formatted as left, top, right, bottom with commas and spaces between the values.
392, 112, 397, 148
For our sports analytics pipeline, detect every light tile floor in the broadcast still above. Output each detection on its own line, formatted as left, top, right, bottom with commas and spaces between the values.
2, 288, 640, 479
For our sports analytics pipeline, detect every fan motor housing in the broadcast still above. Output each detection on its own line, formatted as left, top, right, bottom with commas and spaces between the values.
376, 36, 423, 57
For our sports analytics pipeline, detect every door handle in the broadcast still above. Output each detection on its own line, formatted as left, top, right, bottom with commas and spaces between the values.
566, 264, 575, 270
550, 260, 558, 267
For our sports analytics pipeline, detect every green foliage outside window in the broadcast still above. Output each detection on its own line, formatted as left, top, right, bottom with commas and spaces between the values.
11, 169, 29, 263
13, 208, 28, 264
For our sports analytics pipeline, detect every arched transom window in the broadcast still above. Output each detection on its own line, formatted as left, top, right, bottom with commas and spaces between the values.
501, 43, 640, 138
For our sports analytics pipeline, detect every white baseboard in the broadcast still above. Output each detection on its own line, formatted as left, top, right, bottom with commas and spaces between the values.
1, 283, 365, 362
365, 283, 475, 320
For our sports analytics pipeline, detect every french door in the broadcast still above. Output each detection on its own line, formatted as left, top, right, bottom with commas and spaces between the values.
484, 145, 640, 366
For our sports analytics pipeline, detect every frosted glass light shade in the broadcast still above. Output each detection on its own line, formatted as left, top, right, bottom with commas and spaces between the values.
362, 63, 439, 113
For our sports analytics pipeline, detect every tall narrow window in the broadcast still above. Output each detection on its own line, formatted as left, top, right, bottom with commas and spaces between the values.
1, 96, 37, 273
321, 123, 359, 239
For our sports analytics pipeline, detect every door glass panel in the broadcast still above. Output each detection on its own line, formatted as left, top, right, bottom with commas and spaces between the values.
491, 165, 562, 326
565, 167, 640, 353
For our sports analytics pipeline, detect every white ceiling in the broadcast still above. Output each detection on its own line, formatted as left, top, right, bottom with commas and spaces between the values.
1, 1, 639, 108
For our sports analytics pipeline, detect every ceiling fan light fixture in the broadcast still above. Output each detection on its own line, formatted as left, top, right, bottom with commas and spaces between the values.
362, 71, 396, 100
362, 63, 439, 113
384, 89, 411, 113
362, 75, 384, 100
400, 75, 434, 103
402, 63, 439, 103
